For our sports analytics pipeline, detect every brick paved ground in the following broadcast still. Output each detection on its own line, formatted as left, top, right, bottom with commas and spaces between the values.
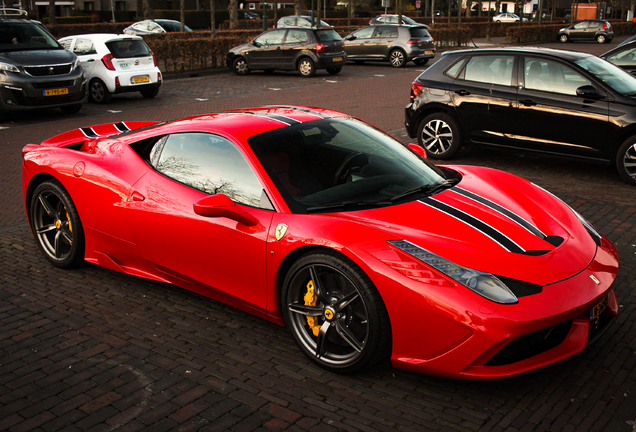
1, 52, 635, 432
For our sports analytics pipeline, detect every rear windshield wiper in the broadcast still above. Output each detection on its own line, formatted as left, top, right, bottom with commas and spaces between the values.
390, 179, 457, 203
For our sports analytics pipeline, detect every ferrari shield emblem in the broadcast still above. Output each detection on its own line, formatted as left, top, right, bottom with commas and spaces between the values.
275, 224, 288, 241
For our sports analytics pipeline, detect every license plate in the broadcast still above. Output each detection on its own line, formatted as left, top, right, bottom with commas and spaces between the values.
131, 76, 150, 84
43, 88, 68, 96
590, 296, 608, 320
332, 57, 343, 62
425, 50, 434, 55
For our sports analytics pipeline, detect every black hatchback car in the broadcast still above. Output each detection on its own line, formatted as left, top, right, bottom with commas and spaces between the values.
405, 48, 636, 185
558, 20, 613, 43
227, 27, 345, 77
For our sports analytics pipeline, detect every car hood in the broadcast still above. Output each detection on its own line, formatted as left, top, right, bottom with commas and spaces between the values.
229, 43, 251, 55
337, 165, 598, 286
0, 48, 75, 66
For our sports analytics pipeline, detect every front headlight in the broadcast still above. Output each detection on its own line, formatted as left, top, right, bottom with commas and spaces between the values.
72, 57, 80, 71
0, 62, 20, 73
388, 240, 518, 304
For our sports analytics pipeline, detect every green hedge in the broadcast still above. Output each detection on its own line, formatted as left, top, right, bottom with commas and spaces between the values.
45, 22, 132, 38
43, 16, 92, 24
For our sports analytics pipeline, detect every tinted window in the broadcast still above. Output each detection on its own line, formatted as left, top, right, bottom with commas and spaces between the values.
402, 16, 418, 24
605, 46, 636, 66
445, 58, 467, 79
524, 57, 591, 94
575, 55, 636, 95
352, 27, 374, 39
0, 22, 60, 51
316, 29, 342, 41
464, 55, 514, 86
151, 133, 267, 209
376, 27, 398, 38
255, 30, 286, 46
105, 39, 151, 58
285, 30, 309, 43
409, 27, 431, 38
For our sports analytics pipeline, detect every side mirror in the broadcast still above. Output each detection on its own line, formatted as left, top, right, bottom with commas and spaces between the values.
408, 143, 427, 159
576, 85, 600, 98
193, 194, 258, 227
346, 35, 356, 41
251, 40, 261, 47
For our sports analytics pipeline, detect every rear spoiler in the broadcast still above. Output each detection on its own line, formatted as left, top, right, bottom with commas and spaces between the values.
39, 121, 160, 148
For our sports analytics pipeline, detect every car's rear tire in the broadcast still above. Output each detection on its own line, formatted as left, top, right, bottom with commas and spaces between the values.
354, 60, 365, 65
389, 49, 406, 68
559, 34, 569, 43
596, 34, 606, 44
140, 86, 159, 98
232, 57, 250, 75
414, 58, 429, 66
298, 58, 316, 77
417, 112, 462, 160
326, 67, 342, 75
60, 104, 82, 114
89, 78, 111, 104
30, 180, 85, 268
281, 250, 391, 374
616, 137, 636, 185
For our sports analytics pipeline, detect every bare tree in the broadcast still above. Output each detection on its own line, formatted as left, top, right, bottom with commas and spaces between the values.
48, 0, 56, 26
296, 0, 302, 15
180, 0, 185, 31
210, 0, 216, 37
144, 0, 152, 19
229, 0, 237, 30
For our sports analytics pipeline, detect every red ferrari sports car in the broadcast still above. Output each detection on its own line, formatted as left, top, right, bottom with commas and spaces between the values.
21, 106, 619, 379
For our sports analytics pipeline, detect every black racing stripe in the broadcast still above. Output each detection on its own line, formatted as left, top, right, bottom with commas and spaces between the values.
453, 188, 547, 239
80, 127, 99, 138
233, 111, 302, 125
114, 122, 130, 133
266, 106, 331, 119
422, 198, 526, 253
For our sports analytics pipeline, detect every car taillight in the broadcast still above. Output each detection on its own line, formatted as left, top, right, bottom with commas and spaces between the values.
158, 72, 162, 82
602, 22, 607, 30
151, 51, 157, 67
411, 82, 424, 99
369, 19, 373, 25
115, 77, 120, 87
102, 54, 115, 71
316, 42, 325, 53
407, 39, 419, 45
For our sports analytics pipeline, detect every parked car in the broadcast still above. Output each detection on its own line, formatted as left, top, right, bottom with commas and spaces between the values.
276, 15, 330, 28
227, 27, 345, 77
369, 14, 426, 27
0, 13, 86, 115
492, 13, 527, 23
618, 34, 636, 47
601, 40, 636, 76
558, 20, 613, 43
404, 47, 636, 185
244, 11, 260, 19
58, 34, 161, 104
22, 105, 619, 378
123, 19, 192, 35
344, 25, 435, 67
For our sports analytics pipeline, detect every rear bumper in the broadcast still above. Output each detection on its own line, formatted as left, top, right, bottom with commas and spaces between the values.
315, 52, 347, 69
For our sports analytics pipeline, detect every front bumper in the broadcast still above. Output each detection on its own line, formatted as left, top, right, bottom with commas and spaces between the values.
0, 70, 86, 112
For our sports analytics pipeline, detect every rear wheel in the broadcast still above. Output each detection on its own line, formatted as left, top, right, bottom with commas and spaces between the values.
354, 60, 365, 65
282, 250, 391, 374
596, 34, 606, 44
417, 112, 462, 159
232, 57, 250, 75
30, 180, 85, 268
89, 78, 111, 104
298, 58, 316, 77
389, 49, 406, 68
616, 137, 636, 185
413, 58, 429, 66
326, 67, 342, 75
140, 86, 159, 98
559, 34, 569, 43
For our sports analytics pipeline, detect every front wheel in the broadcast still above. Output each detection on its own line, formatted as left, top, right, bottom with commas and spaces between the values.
326, 67, 342, 75
232, 57, 250, 75
389, 49, 406, 68
417, 112, 462, 159
596, 34, 606, 44
89, 78, 111, 104
298, 58, 316, 77
30, 180, 85, 268
559, 34, 569, 43
616, 138, 636, 185
281, 250, 391, 374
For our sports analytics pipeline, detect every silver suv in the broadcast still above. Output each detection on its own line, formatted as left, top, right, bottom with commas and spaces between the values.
0, 14, 87, 115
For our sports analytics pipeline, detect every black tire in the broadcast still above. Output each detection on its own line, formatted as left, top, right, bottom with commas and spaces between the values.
30, 180, 85, 268
596, 34, 606, 44
413, 58, 429, 66
281, 250, 391, 374
263, 69, 275, 74
389, 49, 406, 68
417, 112, 462, 159
140, 86, 159, 98
559, 34, 569, 43
298, 57, 316, 77
616, 137, 636, 186
60, 104, 82, 114
89, 78, 111, 104
354, 60, 365, 65
326, 67, 342, 75
232, 57, 250, 75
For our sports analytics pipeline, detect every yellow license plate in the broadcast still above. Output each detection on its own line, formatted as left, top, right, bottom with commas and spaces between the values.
332, 57, 343, 62
425, 50, 434, 55
43, 88, 68, 96
590, 296, 608, 320
131, 76, 150, 84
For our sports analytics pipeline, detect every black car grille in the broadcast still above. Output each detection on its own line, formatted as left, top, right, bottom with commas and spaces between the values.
32, 80, 75, 89
1, 87, 76, 107
24, 64, 73, 76
485, 320, 573, 366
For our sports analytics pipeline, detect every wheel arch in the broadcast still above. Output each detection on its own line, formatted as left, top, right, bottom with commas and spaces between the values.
613, 125, 636, 164
408, 103, 459, 138
25, 173, 60, 230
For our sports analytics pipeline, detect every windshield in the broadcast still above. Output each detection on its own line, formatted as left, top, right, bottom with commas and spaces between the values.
248, 118, 450, 213
574, 55, 636, 95
0, 21, 60, 51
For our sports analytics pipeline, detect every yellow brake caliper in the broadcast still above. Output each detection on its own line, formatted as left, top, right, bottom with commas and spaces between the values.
304, 280, 321, 337
66, 209, 73, 244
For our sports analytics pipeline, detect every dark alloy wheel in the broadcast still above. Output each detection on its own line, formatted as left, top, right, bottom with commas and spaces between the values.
30, 180, 85, 268
326, 67, 342, 75
389, 49, 406, 68
417, 112, 462, 159
298, 58, 316, 77
140, 86, 159, 98
233, 57, 250, 75
89, 79, 111, 104
282, 251, 391, 374
616, 137, 636, 185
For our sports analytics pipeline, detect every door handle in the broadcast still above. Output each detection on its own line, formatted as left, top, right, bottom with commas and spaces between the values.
454, 89, 470, 96
85, 59, 95, 62
130, 191, 145, 202
520, 99, 537, 106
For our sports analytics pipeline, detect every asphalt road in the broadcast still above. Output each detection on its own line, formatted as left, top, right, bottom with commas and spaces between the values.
0, 37, 635, 432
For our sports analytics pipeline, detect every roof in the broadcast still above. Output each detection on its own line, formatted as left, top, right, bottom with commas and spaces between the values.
442, 47, 594, 61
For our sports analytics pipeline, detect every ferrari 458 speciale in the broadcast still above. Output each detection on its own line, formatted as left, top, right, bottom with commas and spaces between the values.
21, 106, 619, 379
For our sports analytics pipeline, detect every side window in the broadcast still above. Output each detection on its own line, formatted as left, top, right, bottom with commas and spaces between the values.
606, 46, 636, 66
376, 27, 397, 38
285, 30, 309, 43
573, 21, 589, 29
73, 38, 96, 55
283, 17, 295, 26
464, 55, 514, 86
151, 133, 271, 209
445, 58, 467, 79
147, 22, 164, 32
523, 57, 591, 95
59, 39, 73, 50
352, 27, 375, 39
255, 30, 286, 46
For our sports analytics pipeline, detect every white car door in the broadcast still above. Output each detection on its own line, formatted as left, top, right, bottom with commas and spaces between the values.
72, 37, 100, 77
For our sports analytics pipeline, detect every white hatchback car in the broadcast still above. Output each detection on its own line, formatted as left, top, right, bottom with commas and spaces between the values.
58, 34, 162, 104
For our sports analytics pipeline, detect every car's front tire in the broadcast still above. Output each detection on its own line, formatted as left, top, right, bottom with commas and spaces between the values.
559, 34, 569, 43
298, 58, 316, 77
281, 250, 391, 374
232, 57, 250, 75
30, 180, 85, 268
417, 112, 462, 159
616, 137, 636, 185
389, 49, 406, 68
89, 78, 111, 104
